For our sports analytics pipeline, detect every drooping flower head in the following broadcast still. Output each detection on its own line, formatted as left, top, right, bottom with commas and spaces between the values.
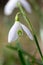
8, 12, 33, 43
4, 0, 32, 15
8, 21, 33, 43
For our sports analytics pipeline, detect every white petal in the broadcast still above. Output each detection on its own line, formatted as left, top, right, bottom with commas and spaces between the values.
8, 22, 18, 43
20, 23, 33, 40
20, 0, 32, 13
4, 0, 18, 15
8, 22, 22, 43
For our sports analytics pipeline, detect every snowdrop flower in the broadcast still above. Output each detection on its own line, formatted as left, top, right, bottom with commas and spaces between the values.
4, 0, 32, 15
40, 28, 43, 43
8, 21, 33, 43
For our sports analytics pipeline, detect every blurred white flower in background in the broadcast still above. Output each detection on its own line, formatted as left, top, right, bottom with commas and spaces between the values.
8, 21, 33, 43
4, 0, 32, 15
40, 28, 43, 43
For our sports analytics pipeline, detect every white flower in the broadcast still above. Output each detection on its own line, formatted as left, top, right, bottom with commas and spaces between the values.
8, 21, 33, 43
40, 28, 43, 43
4, 0, 32, 15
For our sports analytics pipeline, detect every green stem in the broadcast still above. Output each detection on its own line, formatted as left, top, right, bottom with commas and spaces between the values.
18, 49, 26, 65
17, 3, 43, 60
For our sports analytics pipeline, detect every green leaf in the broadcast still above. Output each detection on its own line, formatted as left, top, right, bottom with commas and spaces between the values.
6, 45, 43, 65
